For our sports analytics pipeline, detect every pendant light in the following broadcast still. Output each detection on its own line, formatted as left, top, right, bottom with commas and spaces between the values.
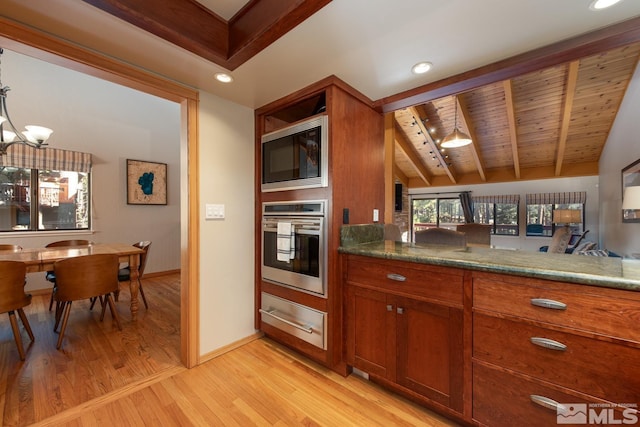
441, 97, 472, 148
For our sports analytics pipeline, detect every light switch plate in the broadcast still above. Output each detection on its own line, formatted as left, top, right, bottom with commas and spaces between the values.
205, 204, 225, 219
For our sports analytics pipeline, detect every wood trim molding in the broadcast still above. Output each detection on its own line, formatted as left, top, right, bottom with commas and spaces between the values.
80, 0, 332, 71
198, 332, 264, 364
0, 16, 200, 369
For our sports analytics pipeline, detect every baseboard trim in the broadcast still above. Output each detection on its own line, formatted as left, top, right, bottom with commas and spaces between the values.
198, 332, 264, 365
144, 269, 180, 278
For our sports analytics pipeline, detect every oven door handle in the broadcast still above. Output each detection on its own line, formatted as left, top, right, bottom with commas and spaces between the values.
263, 226, 320, 235
259, 309, 314, 334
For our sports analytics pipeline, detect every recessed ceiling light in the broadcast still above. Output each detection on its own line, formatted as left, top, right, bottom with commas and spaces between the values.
411, 62, 433, 75
214, 73, 233, 83
589, 0, 623, 10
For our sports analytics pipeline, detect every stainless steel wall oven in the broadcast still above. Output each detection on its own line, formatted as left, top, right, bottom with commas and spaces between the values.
261, 200, 327, 296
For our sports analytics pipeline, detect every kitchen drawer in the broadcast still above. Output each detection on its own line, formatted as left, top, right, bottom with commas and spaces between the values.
260, 292, 327, 350
346, 255, 464, 306
473, 276, 640, 342
473, 362, 613, 427
473, 313, 640, 403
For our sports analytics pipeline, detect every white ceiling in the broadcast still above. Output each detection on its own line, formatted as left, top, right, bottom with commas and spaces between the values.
195, 0, 248, 20
2, 0, 640, 109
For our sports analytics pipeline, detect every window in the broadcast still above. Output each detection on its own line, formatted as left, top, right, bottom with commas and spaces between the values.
472, 195, 520, 236
412, 194, 520, 240
525, 192, 586, 236
411, 197, 465, 237
0, 146, 92, 232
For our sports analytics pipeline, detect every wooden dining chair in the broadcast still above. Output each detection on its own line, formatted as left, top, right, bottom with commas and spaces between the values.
118, 241, 151, 309
0, 260, 34, 360
45, 240, 93, 311
0, 244, 23, 252
53, 253, 121, 350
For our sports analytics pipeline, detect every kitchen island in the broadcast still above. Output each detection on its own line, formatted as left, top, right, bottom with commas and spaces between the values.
339, 224, 640, 426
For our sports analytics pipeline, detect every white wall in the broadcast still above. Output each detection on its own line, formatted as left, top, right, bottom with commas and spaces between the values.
0, 50, 181, 291
1, 49, 259, 355
409, 175, 600, 252
598, 64, 640, 258
198, 91, 256, 354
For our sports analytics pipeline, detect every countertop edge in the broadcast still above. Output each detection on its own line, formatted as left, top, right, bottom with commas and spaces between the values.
339, 244, 640, 293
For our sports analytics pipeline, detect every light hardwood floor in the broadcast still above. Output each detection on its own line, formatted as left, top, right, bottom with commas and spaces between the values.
1, 273, 458, 426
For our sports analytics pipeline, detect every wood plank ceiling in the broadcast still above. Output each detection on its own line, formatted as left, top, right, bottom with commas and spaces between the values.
393, 43, 640, 188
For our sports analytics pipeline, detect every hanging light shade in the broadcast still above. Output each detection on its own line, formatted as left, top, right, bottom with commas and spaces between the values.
0, 48, 53, 155
441, 97, 472, 148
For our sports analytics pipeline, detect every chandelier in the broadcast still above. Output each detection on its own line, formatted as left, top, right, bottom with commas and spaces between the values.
0, 48, 53, 155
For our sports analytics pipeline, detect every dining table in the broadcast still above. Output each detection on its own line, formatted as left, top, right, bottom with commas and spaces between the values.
0, 243, 145, 321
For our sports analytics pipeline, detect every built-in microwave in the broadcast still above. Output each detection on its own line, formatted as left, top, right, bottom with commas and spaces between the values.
261, 115, 329, 192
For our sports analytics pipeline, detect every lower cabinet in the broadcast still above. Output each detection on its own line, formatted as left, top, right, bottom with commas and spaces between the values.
344, 255, 465, 415
472, 271, 640, 427
344, 254, 640, 426
394, 295, 464, 411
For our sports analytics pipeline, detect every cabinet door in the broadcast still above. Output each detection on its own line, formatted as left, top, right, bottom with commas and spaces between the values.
394, 296, 464, 413
346, 286, 395, 379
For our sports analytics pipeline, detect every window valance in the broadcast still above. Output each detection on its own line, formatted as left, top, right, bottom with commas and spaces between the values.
472, 194, 520, 204
526, 191, 586, 204
0, 144, 92, 173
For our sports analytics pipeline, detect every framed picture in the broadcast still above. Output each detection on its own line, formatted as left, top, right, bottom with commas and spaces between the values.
127, 159, 167, 205
622, 159, 640, 222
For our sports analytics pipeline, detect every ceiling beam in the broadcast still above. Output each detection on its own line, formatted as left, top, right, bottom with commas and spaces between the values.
227, 0, 332, 69
393, 123, 432, 186
503, 80, 521, 179
377, 16, 640, 112
456, 96, 486, 182
407, 106, 457, 184
555, 60, 580, 176
80, 0, 332, 70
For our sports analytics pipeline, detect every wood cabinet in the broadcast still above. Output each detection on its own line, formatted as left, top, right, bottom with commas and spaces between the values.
472, 271, 640, 427
255, 77, 385, 374
342, 251, 640, 426
344, 254, 467, 417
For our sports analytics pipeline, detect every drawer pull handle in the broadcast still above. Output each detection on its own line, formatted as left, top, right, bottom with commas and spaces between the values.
386, 304, 393, 312
386, 273, 406, 282
530, 298, 567, 310
259, 309, 313, 334
530, 395, 566, 412
530, 337, 567, 351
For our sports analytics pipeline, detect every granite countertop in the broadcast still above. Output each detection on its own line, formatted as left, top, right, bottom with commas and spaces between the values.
339, 225, 640, 292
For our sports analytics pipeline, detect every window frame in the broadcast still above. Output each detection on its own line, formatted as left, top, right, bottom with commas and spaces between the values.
472, 200, 520, 236
525, 202, 585, 237
411, 193, 522, 240
0, 167, 91, 232
524, 192, 586, 237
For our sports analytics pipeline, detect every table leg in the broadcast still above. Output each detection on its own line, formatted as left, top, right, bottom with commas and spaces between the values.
129, 253, 140, 321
